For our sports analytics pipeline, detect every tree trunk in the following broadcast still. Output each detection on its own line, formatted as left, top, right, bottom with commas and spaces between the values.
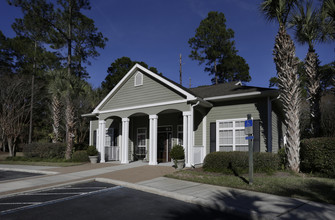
274, 25, 301, 173
305, 48, 321, 137
29, 40, 37, 144
214, 60, 218, 85
65, 96, 75, 160
51, 95, 61, 143
7, 137, 13, 157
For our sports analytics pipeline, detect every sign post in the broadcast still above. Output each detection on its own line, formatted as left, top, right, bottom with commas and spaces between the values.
245, 114, 253, 185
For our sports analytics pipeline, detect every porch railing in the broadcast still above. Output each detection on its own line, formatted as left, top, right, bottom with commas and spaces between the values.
105, 146, 119, 161
193, 145, 204, 165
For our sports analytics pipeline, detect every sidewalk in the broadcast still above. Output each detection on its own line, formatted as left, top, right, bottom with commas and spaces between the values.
1, 162, 335, 219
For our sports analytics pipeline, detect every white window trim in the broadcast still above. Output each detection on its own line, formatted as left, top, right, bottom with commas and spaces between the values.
216, 118, 249, 152
134, 71, 143, 86
137, 127, 147, 148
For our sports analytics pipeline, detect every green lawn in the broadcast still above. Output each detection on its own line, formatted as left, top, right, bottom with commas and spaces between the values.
166, 168, 335, 205
0, 154, 84, 167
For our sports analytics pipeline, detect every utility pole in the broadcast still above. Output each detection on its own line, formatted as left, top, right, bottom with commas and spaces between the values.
179, 53, 182, 85
189, 77, 191, 88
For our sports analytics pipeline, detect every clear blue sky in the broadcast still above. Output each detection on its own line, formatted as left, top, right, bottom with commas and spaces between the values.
0, 0, 334, 89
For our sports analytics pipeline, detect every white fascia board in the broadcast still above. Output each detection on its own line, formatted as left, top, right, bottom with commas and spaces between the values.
93, 64, 196, 113
204, 91, 262, 101
98, 99, 187, 114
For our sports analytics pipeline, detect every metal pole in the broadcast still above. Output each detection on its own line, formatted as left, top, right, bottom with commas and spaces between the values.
248, 114, 253, 185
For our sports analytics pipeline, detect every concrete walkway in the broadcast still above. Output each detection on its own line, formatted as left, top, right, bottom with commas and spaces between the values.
0, 162, 334, 219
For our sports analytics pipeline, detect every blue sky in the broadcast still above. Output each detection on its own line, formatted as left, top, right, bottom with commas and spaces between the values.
0, 0, 334, 89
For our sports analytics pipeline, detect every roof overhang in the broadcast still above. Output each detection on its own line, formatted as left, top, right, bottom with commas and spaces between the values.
204, 90, 278, 102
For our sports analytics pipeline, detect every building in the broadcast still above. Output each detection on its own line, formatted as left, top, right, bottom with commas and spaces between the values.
83, 64, 284, 167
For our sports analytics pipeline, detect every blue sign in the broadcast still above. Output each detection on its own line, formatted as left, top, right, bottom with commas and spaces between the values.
245, 136, 254, 140
245, 120, 253, 127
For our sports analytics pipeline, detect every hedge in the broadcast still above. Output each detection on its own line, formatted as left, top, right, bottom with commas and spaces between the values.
72, 150, 89, 162
23, 142, 66, 159
203, 151, 280, 174
300, 137, 335, 178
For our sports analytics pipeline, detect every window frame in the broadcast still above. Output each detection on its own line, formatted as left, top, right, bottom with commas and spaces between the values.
216, 118, 249, 152
137, 127, 147, 148
177, 125, 183, 146
134, 72, 143, 86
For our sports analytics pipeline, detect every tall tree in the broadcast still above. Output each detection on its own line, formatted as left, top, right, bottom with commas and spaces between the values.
290, 1, 323, 137
9, 0, 55, 144
188, 11, 251, 85
101, 57, 161, 96
261, 0, 301, 173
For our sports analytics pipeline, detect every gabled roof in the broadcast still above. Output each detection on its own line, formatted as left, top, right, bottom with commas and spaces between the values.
92, 64, 198, 113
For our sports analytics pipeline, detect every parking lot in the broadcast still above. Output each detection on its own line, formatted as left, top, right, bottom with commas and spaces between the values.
0, 180, 242, 220
0, 171, 43, 182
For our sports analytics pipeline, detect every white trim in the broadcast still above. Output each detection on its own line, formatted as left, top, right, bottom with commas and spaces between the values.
97, 100, 187, 114
89, 121, 92, 146
134, 71, 143, 86
204, 92, 262, 101
202, 115, 207, 159
93, 64, 196, 113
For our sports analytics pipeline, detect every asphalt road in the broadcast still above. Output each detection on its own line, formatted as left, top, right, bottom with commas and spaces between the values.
0, 181, 246, 220
0, 171, 43, 182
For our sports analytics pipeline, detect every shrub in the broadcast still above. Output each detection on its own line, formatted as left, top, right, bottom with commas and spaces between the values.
86, 145, 98, 156
73, 143, 89, 151
203, 151, 280, 174
72, 150, 89, 162
277, 147, 287, 170
170, 145, 185, 160
23, 142, 66, 159
300, 137, 335, 178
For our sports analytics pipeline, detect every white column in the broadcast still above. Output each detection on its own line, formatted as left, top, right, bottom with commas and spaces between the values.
121, 118, 129, 164
149, 115, 158, 165
98, 120, 106, 163
183, 111, 192, 167
188, 110, 193, 167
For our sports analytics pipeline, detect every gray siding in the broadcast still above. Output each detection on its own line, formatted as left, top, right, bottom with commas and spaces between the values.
194, 110, 203, 146
101, 71, 184, 111
90, 120, 99, 146
205, 98, 268, 154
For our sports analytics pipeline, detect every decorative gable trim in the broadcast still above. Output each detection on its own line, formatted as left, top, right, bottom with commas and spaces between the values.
93, 64, 196, 113
134, 71, 143, 86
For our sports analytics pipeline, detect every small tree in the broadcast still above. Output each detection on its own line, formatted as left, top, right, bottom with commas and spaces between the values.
188, 11, 251, 84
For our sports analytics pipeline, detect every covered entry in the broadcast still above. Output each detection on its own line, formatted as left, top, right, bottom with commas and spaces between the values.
157, 126, 173, 162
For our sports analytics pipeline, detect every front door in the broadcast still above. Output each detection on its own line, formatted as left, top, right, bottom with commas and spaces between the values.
157, 126, 172, 163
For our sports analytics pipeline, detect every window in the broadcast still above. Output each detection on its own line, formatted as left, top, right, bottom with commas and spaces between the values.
177, 125, 183, 146
217, 119, 248, 152
105, 128, 117, 147
136, 128, 147, 156
134, 72, 143, 86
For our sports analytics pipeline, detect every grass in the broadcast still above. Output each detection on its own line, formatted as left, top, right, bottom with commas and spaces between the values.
166, 168, 335, 205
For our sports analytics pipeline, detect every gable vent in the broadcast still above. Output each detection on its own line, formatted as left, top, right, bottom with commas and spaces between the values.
134, 72, 143, 86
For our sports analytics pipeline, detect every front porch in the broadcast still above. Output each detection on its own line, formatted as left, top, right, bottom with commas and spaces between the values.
91, 109, 205, 167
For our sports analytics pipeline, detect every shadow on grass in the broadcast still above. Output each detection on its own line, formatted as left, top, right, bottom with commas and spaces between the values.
272, 179, 335, 204
167, 189, 332, 220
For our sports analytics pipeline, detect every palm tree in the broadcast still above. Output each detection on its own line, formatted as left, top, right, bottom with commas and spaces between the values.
48, 70, 66, 143
260, 0, 301, 173
290, 1, 322, 137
